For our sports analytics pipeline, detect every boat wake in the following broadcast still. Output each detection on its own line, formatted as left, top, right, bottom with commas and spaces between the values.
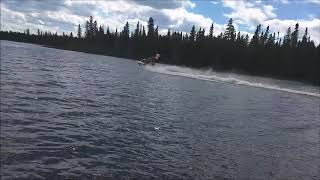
145, 64, 320, 98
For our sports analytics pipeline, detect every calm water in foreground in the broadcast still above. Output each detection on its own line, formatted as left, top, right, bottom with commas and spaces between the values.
1, 40, 319, 179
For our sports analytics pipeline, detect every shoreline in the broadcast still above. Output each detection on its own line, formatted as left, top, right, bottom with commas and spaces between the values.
1, 39, 319, 87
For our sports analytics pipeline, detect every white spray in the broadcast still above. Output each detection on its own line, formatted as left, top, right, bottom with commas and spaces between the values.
144, 64, 320, 98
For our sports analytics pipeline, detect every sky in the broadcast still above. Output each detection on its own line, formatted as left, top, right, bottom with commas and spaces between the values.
1, 0, 320, 44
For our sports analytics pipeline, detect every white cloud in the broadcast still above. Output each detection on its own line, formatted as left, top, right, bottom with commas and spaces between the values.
222, 0, 320, 45
46, 10, 84, 25
65, 0, 97, 6
211, 1, 219, 5
1, 4, 26, 31
1, 3, 69, 34
264, 18, 320, 45
278, 0, 320, 5
96, 1, 153, 15
65, 0, 210, 34
263, 5, 276, 18
162, 8, 211, 27
279, 0, 289, 4
0, 0, 245, 37
159, 7, 226, 35
181, 0, 196, 8
38, 20, 45, 25
0, 4, 26, 22
30, 12, 40, 17
1, 0, 319, 45
223, 0, 276, 26
305, 0, 320, 5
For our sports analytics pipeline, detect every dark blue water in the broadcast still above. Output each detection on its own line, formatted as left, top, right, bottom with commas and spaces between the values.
1, 40, 319, 179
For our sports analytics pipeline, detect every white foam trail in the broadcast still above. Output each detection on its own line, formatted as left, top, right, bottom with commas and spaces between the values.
144, 64, 320, 98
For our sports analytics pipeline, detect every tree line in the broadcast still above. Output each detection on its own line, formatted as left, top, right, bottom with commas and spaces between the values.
0, 16, 319, 85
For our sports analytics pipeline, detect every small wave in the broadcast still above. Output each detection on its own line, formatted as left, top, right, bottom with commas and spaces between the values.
144, 64, 320, 98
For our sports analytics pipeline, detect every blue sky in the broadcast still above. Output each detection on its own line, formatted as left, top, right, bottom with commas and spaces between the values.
190, 0, 320, 23
1, 0, 319, 44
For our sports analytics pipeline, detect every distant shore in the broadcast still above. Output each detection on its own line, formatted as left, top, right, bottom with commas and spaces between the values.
1, 38, 319, 87
1, 16, 320, 86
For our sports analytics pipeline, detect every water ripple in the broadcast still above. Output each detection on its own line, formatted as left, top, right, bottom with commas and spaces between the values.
1, 40, 319, 180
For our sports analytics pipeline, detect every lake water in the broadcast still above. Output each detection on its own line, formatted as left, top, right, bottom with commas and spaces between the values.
1, 40, 319, 179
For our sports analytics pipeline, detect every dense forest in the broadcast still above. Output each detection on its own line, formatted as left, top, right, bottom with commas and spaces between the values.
1, 16, 319, 85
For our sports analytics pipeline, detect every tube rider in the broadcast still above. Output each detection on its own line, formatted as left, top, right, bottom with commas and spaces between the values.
141, 53, 160, 65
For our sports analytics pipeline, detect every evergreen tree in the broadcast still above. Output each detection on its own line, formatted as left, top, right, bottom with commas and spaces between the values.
244, 34, 249, 46
97, 25, 104, 39
167, 29, 171, 38
155, 25, 158, 38
139, 24, 142, 37
134, 21, 140, 39
122, 22, 130, 39
217, 32, 223, 39
1, 16, 319, 85
93, 21, 98, 37
89, 16, 94, 38
279, 38, 282, 46
276, 31, 280, 45
85, 20, 89, 38
250, 24, 261, 47
266, 34, 274, 47
224, 18, 235, 41
147, 17, 154, 38
273, 32, 276, 42
262, 26, 269, 45
184, 34, 189, 41
283, 27, 291, 47
77, 24, 82, 38
260, 30, 264, 44
84, 16, 96, 39
106, 26, 111, 39
115, 28, 118, 37
236, 31, 241, 43
301, 27, 308, 47
291, 23, 299, 47
142, 26, 146, 37
26, 28, 30, 36
189, 25, 196, 42
196, 27, 202, 41
209, 23, 214, 39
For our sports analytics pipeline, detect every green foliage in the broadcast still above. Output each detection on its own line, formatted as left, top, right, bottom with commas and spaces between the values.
291, 23, 299, 47
147, 17, 154, 38
1, 16, 319, 85
122, 22, 130, 39
209, 23, 214, 39
224, 18, 236, 41
250, 24, 261, 47
189, 25, 196, 42
283, 27, 292, 47
77, 24, 82, 38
